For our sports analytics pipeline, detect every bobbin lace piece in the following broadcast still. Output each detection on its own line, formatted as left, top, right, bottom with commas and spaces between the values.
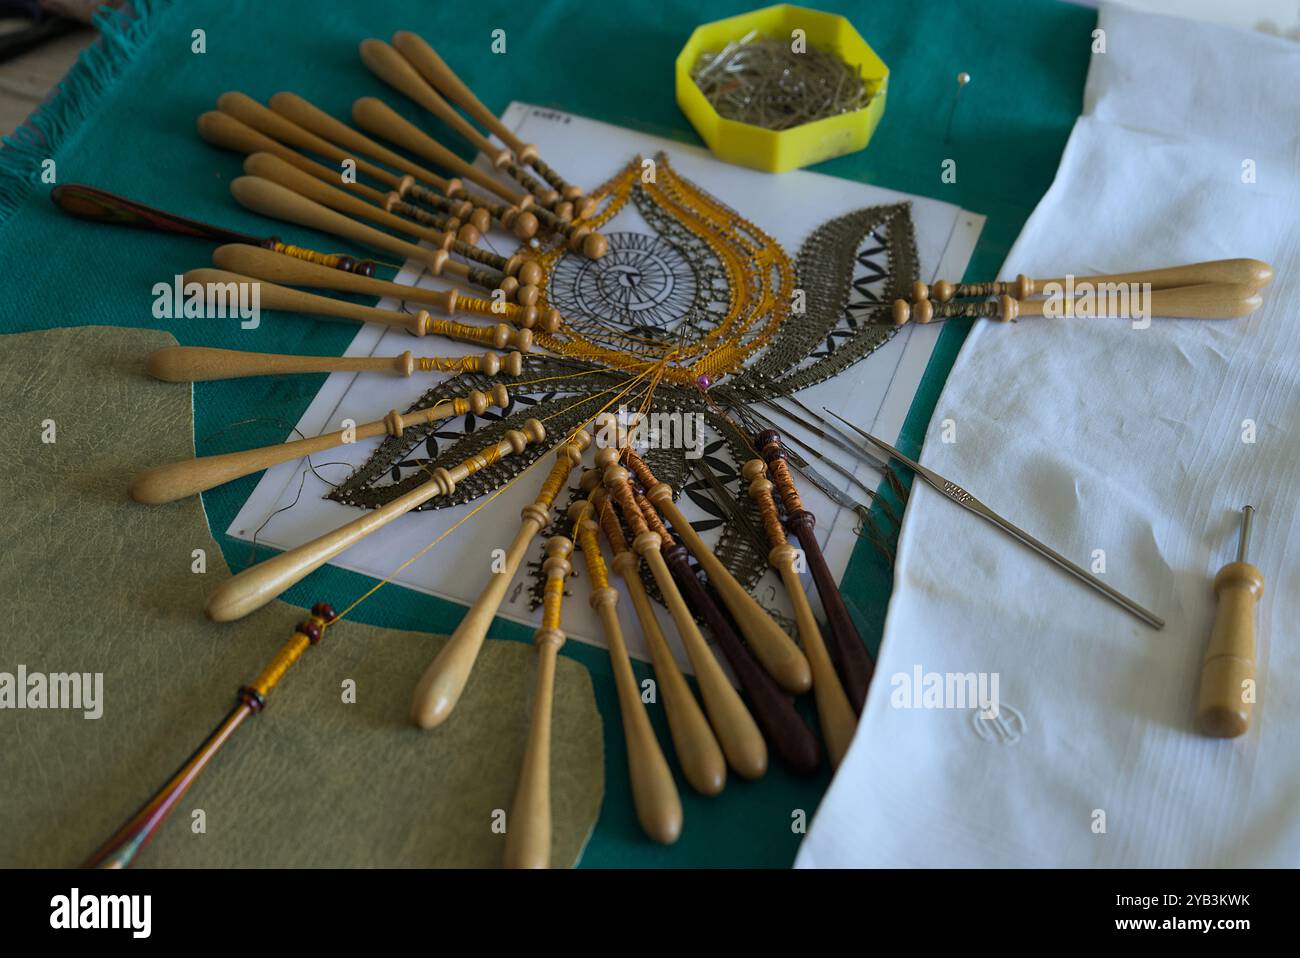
336, 156, 918, 593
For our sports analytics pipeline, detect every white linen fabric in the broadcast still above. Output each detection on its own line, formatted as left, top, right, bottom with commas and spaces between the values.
797, 4, 1300, 867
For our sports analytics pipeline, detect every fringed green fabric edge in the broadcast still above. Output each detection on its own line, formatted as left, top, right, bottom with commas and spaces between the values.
0, 0, 170, 231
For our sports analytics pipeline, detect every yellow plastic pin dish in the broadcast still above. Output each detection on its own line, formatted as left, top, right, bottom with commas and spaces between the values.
676, 3, 888, 173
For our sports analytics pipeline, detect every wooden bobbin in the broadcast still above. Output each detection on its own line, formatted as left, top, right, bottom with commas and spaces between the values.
742, 460, 857, 768
206, 419, 546, 623
611, 439, 811, 694
144, 345, 522, 383
581, 473, 726, 797
197, 110, 389, 206
756, 429, 873, 713
400, 176, 536, 241
352, 96, 527, 208
218, 92, 403, 190
630, 487, 823, 775
383, 191, 478, 244
130, 386, 507, 505
242, 153, 539, 297
207, 244, 551, 332
504, 534, 572, 869
392, 31, 597, 216
266, 91, 481, 222
410, 429, 591, 729
568, 496, 683, 844
597, 448, 767, 779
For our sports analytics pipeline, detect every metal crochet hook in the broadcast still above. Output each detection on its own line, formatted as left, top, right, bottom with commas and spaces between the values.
823, 409, 1165, 630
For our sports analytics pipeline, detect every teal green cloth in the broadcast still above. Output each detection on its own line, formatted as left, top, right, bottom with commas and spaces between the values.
0, 0, 1094, 866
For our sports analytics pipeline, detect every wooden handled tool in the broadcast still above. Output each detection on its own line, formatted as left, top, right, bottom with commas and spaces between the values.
894, 282, 1265, 325
617, 444, 811, 694
361, 38, 562, 210
242, 151, 543, 292
392, 31, 540, 165
129, 386, 507, 505
1198, 506, 1264, 738
351, 97, 604, 255
265, 91, 492, 236
410, 430, 591, 729
183, 267, 533, 352
756, 429, 873, 713
197, 109, 390, 207
584, 476, 726, 796
392, 31, 595, 215
598, 450, 767, 779
212, 243, 553, 332
744, 460, 858, 767
633, 488, 822, 775
144, 345, 522, 383
205, 419, 546, 622
914, 258, 1276, 304
568, 497, 682, 844
504, 535, 572, 869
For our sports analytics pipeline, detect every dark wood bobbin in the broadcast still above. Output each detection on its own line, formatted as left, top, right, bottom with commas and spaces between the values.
634, 491, 822, 775
757, 429, 873, 714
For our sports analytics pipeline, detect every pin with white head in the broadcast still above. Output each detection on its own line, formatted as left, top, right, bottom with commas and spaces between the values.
944, 71, 971, 143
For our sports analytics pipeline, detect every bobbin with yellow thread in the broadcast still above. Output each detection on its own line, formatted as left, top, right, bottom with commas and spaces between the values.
268, 242, 374, 275
504, 535, 573, 869
205, 419, 546, 623
83, 603, 338, 868
619, 443, 810, 694
569, 496, 683, 844
598, 448, 767, 779
410, 428, 590, 729
129, 387, 509, 505
241, 603, 336, 709
583, 472, 727, 796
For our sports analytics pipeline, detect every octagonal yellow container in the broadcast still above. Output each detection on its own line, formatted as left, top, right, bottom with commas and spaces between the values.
676, 4, 888, 173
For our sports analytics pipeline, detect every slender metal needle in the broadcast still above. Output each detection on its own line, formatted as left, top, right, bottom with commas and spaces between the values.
822, 409, 1165, 630
1237, 505, 1254, 563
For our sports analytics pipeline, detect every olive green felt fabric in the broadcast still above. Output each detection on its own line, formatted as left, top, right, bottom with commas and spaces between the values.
0, 326, 603, 868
